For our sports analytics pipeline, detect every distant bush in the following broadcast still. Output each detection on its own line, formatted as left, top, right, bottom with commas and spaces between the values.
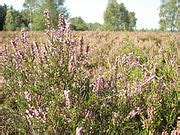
87, 23, 103, 31
70, 17, 88, 31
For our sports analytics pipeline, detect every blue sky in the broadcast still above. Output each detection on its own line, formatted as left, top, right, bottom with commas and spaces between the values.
0, 0, 161, 29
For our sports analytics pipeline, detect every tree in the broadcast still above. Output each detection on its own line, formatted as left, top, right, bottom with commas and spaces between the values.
21, 9, 31, 28
70, 17, 88, 31
23, 0, 40, 29
5, 9, 16, 31
104, 0, 137, 31
31, 8, 46, 30
4, 7, 23, 31
0, 4, 7, 31
127, 12, 137, 31
23, 0, 68, 30
13, 10, 23, 30
159, 0, 180, 31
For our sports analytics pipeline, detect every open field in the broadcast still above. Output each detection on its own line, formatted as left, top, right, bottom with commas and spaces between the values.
0, 31, 179, 82
1, 31, 180, 46
0, 31, 179, 134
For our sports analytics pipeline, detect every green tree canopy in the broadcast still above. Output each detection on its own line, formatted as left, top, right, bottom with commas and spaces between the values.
104, 0, 137, 31
23, 0, 68, 30
70, 17, 88, 31
21, 9, 31, 28
5, 8, 17, 31
127, 12, 137, 31
0, 4, 7, 31
3, 6, 25, 31
31, 8, 46, 30
159, 0, 180, 31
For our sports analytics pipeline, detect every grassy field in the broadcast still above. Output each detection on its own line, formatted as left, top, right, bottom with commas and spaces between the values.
0, 31, 179, 134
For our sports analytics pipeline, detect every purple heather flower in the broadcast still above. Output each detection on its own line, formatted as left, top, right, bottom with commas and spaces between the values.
24, 91, 32, 102
64, 90, 71, 108
94, 75, 105, 92
128, 110, 138, 118
76, 127, 83, 135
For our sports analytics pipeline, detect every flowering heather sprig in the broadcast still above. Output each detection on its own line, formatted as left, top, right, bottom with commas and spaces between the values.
25, 107, 47, 123
56, 14, 66, 40
147, 106, 156, 122
24, 91, 32, 102
105, 76, 115, 90
33, 41, 43, 63
65, 18, 71, 29
69, 49, 77, 72
170, 54, 176, 67
58, 14, 66, 30
79, 37, 84, 56
140, 64, 149, 78
76, 127, 83, 135
30, 42, 36, 60
128, 110, 138, 118
44, 9, 50, 31
20, 28, 29, 44
84, 110, 92, 119
138, 75, 155, 88
65, 27, 71, 44
112, 112, 119, 126
2, 44, 8, 62
133, 56, 140, 67
11, 40, 18, 53
128, 107, 141, 118
64, 90, 72, 108
122, 52, 134, 66
94, 75, 105, 93
11, 39, 25, 68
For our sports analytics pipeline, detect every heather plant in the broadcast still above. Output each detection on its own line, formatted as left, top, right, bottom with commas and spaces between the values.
1, 10, 179, 134
2, 10, 93, 134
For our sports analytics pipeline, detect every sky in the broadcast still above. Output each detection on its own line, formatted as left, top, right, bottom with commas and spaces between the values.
0, 0, 161, 29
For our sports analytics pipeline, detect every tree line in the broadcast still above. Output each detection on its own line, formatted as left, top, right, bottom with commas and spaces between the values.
0, 0, 179, 31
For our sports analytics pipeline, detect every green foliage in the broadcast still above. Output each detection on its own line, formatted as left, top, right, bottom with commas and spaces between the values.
20, 9, 31, 29
71, 19, 102, 31
104, 0, 137, 31
23, 0, 68, 30
4, 8, 24, 31
71, 17, 88, 31
159, 0, 180, 31
87, 23, 103, 30
13, 10, 23, 29
128, 12, 137, 31
4, 9, 16, 31
0, 4, 7, 31
31, 9, 46, 30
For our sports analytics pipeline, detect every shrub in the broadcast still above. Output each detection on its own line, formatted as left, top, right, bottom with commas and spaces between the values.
1, 10, 178, 134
